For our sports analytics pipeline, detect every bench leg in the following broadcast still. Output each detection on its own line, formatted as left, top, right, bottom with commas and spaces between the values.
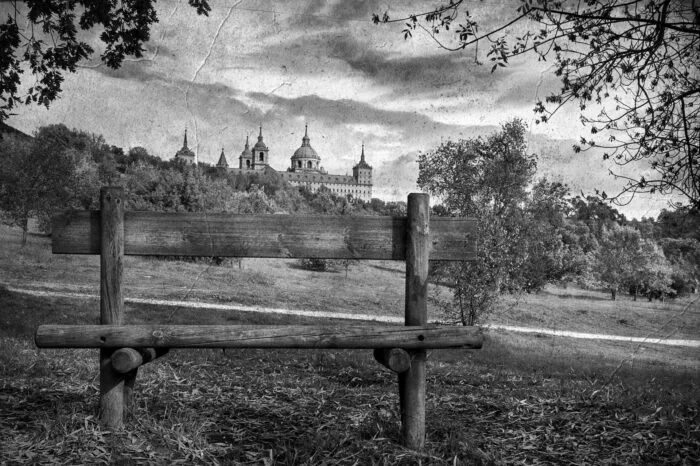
399, 350, 426, 449
100, 348, 126, 428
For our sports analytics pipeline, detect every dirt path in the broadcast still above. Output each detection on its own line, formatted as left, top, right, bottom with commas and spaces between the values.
6, 283, 700, 348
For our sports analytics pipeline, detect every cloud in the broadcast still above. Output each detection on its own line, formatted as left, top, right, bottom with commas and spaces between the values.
289, 0, 378, 29
373, 151, 420, 201
267, 32, 507, 93
247, 91, 464, 135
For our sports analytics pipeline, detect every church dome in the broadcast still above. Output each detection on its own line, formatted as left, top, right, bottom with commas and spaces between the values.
292, 145, 319, 159
291, 125, 320, 160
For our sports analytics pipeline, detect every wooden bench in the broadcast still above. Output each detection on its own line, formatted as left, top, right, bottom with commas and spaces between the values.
35, 187, 481, 449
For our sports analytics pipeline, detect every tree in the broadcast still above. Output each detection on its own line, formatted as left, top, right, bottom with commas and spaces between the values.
418, 119, 537, 325
591, 224, 643, 300
375, 0, 700, 209
626, 238, 674, 301
519, 178, 577, 292
0, 132, 78, 244
0, 1, 211, 123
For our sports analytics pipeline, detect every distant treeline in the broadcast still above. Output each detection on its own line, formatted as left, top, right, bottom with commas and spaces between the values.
1, 123, 698, 306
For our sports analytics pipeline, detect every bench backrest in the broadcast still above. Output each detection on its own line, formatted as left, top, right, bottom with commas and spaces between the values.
53, 210, 476, 260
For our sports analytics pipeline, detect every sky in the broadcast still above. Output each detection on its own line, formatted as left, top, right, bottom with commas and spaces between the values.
3, 0, 679, 219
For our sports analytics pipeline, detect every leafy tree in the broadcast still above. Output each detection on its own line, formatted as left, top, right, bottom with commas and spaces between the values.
0, 1, 211, 122
571, 194, 626, 238
626, 238, 674, 301
518, 178, 578, 292
376, 0, 700, 208
657, 207, 700, 241
0, 132, 78, 244
658, 237, 700, 295
591, 224, 643, 300
418, 119, 537, 325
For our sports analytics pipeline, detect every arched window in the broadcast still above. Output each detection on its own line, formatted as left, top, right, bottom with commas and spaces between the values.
307, 161, 312, 169
246, 160, 251, 168
259, 152, 264, 161
297, 160, 302, 168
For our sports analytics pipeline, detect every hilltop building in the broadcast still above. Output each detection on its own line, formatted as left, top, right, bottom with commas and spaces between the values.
174, 125, 373, 201
275, 125, 372, 201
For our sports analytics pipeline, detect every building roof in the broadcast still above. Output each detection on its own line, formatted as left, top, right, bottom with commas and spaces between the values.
216, 148, 228, 168
353, 144, 372, 169
240, 135, 252, 157
252, 126, 268, 151
291, 125, 320, 160
175, 129, 195, 160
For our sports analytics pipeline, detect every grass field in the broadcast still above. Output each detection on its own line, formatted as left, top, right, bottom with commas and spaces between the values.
1, 224, 699, 464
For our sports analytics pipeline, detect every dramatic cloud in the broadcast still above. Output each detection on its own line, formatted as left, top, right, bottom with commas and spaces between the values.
5, 0, 674, 218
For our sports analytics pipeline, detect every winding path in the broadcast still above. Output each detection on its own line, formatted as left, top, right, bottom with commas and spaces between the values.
6, 283, 700, 348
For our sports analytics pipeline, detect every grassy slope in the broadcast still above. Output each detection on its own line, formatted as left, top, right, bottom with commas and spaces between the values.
1, 224, 699, 464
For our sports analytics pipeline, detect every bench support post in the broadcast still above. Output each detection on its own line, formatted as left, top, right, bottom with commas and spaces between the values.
400, 193, 430, 449
99, 186, 126, 428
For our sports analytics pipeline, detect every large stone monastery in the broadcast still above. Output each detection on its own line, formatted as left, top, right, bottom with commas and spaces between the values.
174, 125, 373, 201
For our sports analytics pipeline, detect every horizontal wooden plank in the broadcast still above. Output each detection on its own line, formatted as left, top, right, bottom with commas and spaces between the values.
35, 325, 483, 350
52, 211, 476, 260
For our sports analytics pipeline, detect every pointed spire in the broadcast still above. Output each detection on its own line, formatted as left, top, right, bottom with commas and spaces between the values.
183, 128, 188, 148
217, 146, 228, 168
258, 125, 263, 141
302, 124, 310, 146
245, 134, 250, 150
354, 143, 371, 170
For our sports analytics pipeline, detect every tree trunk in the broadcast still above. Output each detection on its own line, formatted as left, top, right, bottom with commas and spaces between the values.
611, 288, 617, 301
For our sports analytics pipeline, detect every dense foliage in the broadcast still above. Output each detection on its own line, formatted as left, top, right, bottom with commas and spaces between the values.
0, 124, 405, 236
377, 0, 700, 209
418, 120, 698, 325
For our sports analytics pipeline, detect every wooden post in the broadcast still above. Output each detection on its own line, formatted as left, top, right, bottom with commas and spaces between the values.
100, 186, 126, 428
400, 193, 430, 449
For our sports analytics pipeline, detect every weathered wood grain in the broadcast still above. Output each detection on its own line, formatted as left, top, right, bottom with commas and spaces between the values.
52, 211, 477, 260
373, 348, 412, 373
111, 347, 169, 374
99, 187, 126, 429
35, 325, 484, 349
401, 193, 430, 449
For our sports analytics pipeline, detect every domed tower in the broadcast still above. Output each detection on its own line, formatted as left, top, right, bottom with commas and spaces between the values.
216, 147, 229, 169
290, 124, 321, 172
239, 135, 253, 169
353, 143, 372, 185
251, 126, 269, 170
174, 129, 195, 164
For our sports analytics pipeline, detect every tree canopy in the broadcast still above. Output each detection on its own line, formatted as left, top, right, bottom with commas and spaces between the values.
0, 0, 210, 122
376, 0, 700, 209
